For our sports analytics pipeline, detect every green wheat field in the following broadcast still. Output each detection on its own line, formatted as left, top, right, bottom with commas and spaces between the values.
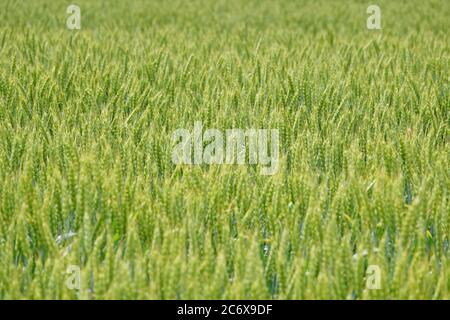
0, 0, 448, 299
